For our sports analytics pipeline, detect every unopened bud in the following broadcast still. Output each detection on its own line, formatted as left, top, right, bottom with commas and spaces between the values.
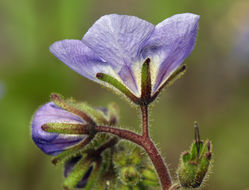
120, 166, 140, 185
177, 123, 213, 188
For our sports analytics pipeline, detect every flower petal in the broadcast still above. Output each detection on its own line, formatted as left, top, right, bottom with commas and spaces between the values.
82, 14, 155, 95
82, 14, 154, 67
50, 39, 135, 95
50, 40, 118, 82
141, 13, 200, 94
32, 102, 86, 155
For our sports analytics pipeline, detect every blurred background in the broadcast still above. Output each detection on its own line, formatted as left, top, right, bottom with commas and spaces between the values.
0, 0, 249, 189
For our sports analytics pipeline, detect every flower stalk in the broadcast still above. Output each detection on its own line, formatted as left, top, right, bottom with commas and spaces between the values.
94, 105, 172, 190
96, 122, 172, 189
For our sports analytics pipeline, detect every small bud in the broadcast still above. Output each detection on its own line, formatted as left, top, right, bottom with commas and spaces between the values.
177, 122, 213, 188
120, 166, 140, 185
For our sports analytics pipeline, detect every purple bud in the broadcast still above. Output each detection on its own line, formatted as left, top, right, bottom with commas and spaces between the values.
32, 102, 86, 155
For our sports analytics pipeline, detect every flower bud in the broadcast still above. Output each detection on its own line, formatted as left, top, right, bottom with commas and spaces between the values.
120, 166, 140, 185
177, 123, 212, 188
32, 93, 119, 156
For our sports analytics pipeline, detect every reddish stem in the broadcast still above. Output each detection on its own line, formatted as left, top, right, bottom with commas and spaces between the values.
141, 105, 149, 138
95, 119, 172, 189
141, 105, 172, 189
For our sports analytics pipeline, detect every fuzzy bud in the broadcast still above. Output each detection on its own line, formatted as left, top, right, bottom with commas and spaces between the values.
177, 122, 213, 188
120, 166, 140, 185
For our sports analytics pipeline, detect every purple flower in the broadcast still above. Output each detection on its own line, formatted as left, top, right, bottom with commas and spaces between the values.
32, 102, 86, 155
50, 13, 199, 98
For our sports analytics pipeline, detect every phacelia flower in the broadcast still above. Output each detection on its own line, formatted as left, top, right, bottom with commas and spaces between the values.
50, 13, 199, 104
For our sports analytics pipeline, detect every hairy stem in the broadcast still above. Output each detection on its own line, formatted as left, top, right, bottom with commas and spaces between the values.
95, 121, 172, 189
140, 105, 172, 189
95, 125, 141, 144
141, 105, 149, 138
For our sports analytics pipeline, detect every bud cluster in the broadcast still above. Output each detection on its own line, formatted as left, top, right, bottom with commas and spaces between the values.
60, 135, 159, 189
32, 93, 158, 190
113, 144, 159, 189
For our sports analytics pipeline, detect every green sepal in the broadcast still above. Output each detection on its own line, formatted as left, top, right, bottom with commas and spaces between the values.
83, 163, 101, 190
182, 152, 191, 163
177, 123, 212, 188
77, 102, 109, 125
191, 141, 203, 160
84, 152, 113, 190
113, 149, 127, 167
51, 136, 93, 165
96, 73, 140, 104
63, 156, 94, 190
42, 123, 90, 134
50, 93, 95, 125
51, 148, 83, 166
129, 147, 144, 165
140, 168, 159, 187
141, 58, 152, 102
50, 93, 119, 126
177, 140, 212, 188
165, 64, 186, 87
99, 149, 112, 176
151, 64, 186, 101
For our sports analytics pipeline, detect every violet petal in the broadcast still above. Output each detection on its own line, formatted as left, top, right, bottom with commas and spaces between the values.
82, 14, 155, 95
141, 13, 200, 94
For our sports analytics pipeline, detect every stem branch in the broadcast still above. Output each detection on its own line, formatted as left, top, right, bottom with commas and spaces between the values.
95, 123, 172, 189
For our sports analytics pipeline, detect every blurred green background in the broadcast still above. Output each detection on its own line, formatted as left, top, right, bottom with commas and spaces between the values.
0, 0, 249, 189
